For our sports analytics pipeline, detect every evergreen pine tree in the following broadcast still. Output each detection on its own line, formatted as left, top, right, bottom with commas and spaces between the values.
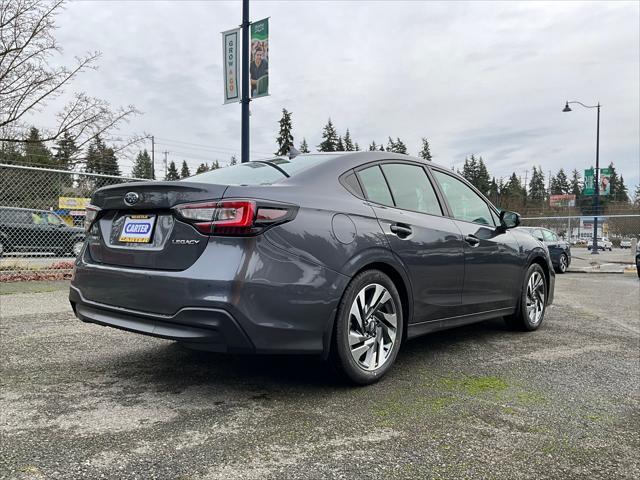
354, 142, 360, 151
24, 127, 53, 166
275, 108, 294, 156
393, 137, 407, 154
336, 136, 344, 151
85, 136, 120, 176
379, 145, 385, 151
318, 118, 338, 152
229, 155, 238, 165
633, 184, 640, 207
549, 174, 560, 195
195, 163, 209, 174
605, 163, 629, 202
0, 141, 23, 164
131, 150, 154, 179
343, 129, 355, 151
53, 132, 78, 170
616, 176, 629, 203
475, 157, 491, 195
555, 168, 570, 194
299, 138, 310, 153
211, 160, 221, 170
570, 169, 582, 196
418, 138, 432, 161
386, 137, 396, 152
528, 167, 547, 204
488, 177, 500, 205
165, 161, 179, 180
180, 160, 191, 179
368, 141, 377, 151
502, 173, 527, 208
461, 155, 478, 185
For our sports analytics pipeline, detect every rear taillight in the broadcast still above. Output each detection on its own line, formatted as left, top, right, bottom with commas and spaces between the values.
173, 199, 296, 235
84, 205, 100, 232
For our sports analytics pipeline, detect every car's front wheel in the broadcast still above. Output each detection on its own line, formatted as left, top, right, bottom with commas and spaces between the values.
505, 263, 547, 331
331, 270, 403, 385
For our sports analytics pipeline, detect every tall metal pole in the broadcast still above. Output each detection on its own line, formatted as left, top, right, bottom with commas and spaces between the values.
592, 103, 600, 254
151, 135, 155, 179
241, 0, 250, 163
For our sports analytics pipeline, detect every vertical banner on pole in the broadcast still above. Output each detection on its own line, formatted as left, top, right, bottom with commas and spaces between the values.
583, 168, 594, 195
599, 168, 611, 196
222, 28, 241, 104
250, 18, 269, 98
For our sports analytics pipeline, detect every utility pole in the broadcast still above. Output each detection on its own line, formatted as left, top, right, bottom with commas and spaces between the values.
151, 135, 155, 180
163, 150, 169, 180
241, 0, 250, 163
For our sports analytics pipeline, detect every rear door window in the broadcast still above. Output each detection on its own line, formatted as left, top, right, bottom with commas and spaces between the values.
358, 166, 394, 206
380, 163, 442, 215
543, 230, 557, 242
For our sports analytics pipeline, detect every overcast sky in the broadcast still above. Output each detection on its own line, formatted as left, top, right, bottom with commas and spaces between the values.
33, 0, 640, 189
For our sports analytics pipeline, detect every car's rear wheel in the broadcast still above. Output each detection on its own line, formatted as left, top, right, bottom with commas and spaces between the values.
505, 263, 547, 331
556, 253, 568, 274
331, 270, 403, 385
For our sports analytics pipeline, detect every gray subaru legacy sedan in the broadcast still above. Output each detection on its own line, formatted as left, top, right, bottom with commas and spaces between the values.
70, 151, 554, 384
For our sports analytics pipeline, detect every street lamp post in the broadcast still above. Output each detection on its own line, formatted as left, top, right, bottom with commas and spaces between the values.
562, 101, 601, 255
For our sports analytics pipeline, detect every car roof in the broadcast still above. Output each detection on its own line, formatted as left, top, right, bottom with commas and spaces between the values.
0, 206, 50, 213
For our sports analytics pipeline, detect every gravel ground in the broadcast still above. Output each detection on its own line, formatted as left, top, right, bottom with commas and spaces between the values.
1, 274, 639, 479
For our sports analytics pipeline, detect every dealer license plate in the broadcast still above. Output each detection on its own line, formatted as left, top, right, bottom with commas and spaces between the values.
119, 215, 156, 243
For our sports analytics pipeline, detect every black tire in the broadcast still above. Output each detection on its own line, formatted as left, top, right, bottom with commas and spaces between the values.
505, 263, 547, 332
555, 253, 568, 274
330, 270, 403, 385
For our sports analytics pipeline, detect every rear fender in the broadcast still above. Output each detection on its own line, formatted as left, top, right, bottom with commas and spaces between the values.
321, 247, 414, 358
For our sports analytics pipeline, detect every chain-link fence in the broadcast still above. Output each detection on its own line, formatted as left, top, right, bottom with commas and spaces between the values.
0, 163, 149, 281
520, 214, 640, 247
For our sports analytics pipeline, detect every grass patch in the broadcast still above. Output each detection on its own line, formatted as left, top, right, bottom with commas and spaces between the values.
437, 375, 509, 396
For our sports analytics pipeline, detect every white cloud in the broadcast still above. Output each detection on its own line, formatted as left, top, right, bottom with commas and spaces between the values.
30, 0, 639, 188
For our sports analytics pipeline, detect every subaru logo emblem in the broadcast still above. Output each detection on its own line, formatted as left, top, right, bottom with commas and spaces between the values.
124, 192, 140, 206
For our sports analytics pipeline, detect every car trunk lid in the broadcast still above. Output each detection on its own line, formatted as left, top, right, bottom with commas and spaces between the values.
86, 182, 228, 270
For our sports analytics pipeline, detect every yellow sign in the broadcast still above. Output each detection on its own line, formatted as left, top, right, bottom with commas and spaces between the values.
58, 196, 90, 210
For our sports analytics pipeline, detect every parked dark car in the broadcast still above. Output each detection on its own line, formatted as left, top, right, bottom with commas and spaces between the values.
636, 242, 640, 278
70, 152, 555, 384
0, 207, 85, 257
519, 227, 571, 274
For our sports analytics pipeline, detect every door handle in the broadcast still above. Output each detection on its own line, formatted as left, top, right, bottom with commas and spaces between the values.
464, 234, 480, 247
390, 224, 413, 238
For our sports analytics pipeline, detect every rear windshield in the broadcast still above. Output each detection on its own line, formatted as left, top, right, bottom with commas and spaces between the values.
188, 154, 340, 185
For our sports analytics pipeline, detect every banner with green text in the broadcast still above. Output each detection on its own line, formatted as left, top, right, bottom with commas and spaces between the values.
250, 18, 269, 98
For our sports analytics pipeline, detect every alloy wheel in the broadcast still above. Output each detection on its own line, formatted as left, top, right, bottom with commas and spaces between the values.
526, 271, 545, 325
559, 254, 567, 273
348, 283, 398, 372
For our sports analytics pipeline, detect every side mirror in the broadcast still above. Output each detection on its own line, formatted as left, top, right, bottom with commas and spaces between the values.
500, 210, 520, 229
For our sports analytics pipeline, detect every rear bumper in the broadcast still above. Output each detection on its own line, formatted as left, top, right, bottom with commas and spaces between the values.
70, 286, 253, 352
70, 236, 350, 355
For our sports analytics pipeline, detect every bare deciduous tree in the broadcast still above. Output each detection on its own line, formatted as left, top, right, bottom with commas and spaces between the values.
0, 0, 140, 151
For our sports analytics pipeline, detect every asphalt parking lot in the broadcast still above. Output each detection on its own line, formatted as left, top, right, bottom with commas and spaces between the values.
1, 273, 639, 480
